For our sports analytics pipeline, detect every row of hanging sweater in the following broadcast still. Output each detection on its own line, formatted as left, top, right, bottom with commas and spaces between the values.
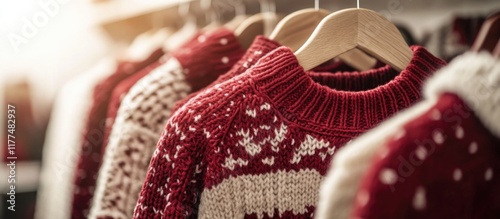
36, 5, 500, 219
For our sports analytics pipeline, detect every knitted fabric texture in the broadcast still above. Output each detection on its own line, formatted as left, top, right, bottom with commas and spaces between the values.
89, 28, 244, 219
351, 53, 500, 219
171, 36, 281, 113
171, 35, 361, 114
35, 58, 116, 219
101, 52, 168, 154
71, 49, 164, 219
315, 52, 498, 219
133, 46, 445, 218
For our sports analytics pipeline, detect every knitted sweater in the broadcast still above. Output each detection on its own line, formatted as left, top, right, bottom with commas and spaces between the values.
71, 49, 164, 219
171, 36, 360, 114
133, 46, 446, 218
101, 52, 168, 154
89, 28, 244, 219
315, 52, 499, 219
353, 53, 500, 219
35, 57, 116, 219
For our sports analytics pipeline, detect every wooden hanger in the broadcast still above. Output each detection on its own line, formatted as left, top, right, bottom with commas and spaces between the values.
224, 15, 249, 31
269, 8, 376, 70
471, 12, 500, 53
295, 8, 412, 71
235, 12, 281, 49
235, 0, 279, 49
269, 8, 330, 52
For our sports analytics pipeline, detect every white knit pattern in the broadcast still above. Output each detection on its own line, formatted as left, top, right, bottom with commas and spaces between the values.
199, 169, 324, 219
89, 58, 191, 219
36, 58, 116, 219
196, 93, 337, 218
315, 52, 500, 219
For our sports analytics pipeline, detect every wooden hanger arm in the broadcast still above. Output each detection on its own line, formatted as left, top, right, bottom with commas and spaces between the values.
338, 49, 378, 71
295, 8, 412, 72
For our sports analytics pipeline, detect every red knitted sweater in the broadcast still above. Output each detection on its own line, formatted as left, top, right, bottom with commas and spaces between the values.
71, 49, 163, 219
171, 36, 362, 113
351, 53, 500, 219
133, 46, 446, 218
89, 28, 245, 219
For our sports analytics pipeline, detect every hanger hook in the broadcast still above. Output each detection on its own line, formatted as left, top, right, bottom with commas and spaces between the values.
315, 0, 319, 10
357, 0, 360, 9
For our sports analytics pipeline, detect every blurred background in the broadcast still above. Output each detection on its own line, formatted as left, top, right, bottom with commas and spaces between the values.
0, 0, 499, 218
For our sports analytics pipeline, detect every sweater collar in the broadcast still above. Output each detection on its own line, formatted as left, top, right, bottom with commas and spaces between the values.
250, 46, 446, 131
424, 52, 500, 137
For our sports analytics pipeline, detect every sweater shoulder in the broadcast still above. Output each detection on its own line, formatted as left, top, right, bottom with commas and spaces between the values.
171, 73, 257, 126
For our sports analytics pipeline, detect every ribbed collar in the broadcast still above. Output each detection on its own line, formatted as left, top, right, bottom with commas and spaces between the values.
250, 46, 447, 132
424, 52, 500, 137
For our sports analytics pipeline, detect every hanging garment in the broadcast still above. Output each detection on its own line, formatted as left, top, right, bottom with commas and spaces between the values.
353, 53, 500, 219
70, 49, 164, 219
171, 36, 281, 113
89, 28, 244, 219
35, 57, 116, 219
100, 52, 169, 155
171, 35, 361, 114
133, 46, 446, 219
315, 52, 500, 219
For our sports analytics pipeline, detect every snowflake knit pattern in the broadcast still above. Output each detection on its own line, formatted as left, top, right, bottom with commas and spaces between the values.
133, 46, 446, 218
71, 49, 164, 219
89, 28, 244, 219
352, 52, 500, 219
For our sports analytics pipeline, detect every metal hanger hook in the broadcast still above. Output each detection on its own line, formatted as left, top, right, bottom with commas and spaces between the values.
315, 0, 319, 10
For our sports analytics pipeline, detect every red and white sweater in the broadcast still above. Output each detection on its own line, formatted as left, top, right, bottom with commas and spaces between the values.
133, 46, 446, 218
89, 29, 244, 219
71, 49, 164, 219
316, 52, 500, 219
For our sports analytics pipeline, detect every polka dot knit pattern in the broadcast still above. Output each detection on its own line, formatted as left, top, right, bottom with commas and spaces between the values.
315, 52, 499, 219
351, 52, 500, 219
71, 49, 164, 219
89, 28, 244, 219
171, 36, 281, 113
133, 46, 445, 218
